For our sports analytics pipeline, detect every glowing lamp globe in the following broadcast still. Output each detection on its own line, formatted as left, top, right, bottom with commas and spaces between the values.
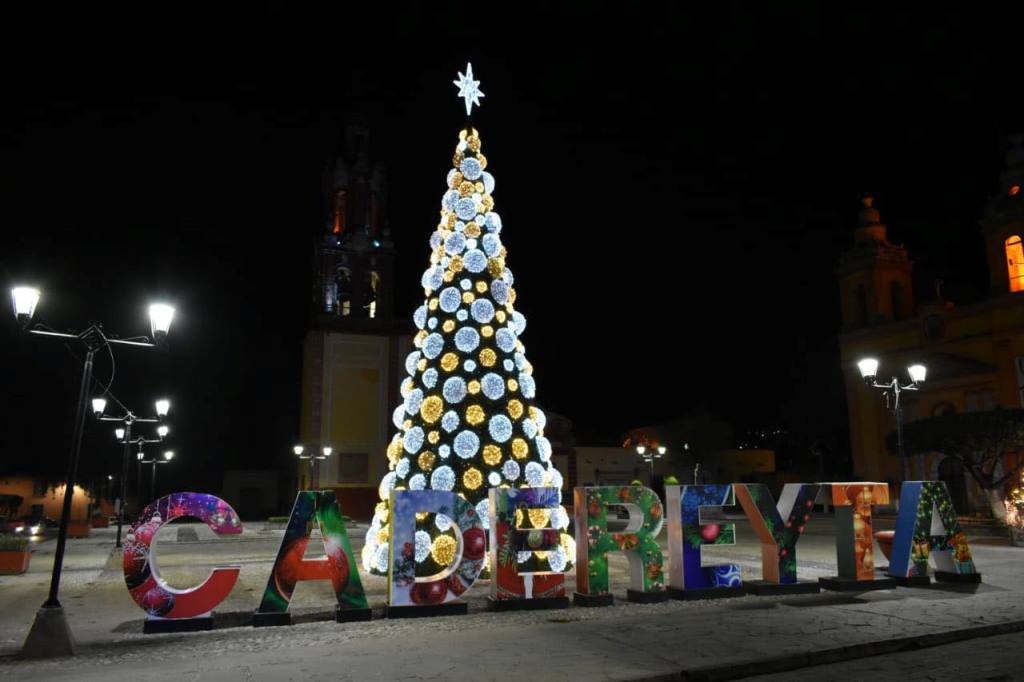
163, 450, 174, 461
857, 358, 879, 382
157, 425, 169, 438
907, 364, 927, 384
148, 303, 175, 342
115, 428, 125, 440
11, 287, 40, 327
92, 397, 107, 416
155, 399, 171, 418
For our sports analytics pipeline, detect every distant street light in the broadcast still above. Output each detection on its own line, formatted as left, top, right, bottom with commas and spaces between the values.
857, 357, 927, 483
137, 449, 176, 500
11, 286, 173, 658
636, 444, 667, 486
294, 444, 332, 490
98, 397, 171, 547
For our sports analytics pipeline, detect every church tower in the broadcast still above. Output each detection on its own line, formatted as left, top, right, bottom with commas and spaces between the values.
298, 120, 413, 517
837, 195, 914, 330
980, 135, 1024, 295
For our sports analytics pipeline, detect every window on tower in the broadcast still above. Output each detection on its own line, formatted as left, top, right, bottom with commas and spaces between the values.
1005, 236, 1024, 293
336, 266, 353, 316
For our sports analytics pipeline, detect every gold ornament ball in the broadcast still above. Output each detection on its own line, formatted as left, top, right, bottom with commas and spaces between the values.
495, 310, 507, 323
479, 348, 497, 367
507, 399, 524, 420
466, 404, 486, 426
465, 222, 482, 238
417, 358, 428, 372
463, 467, 483, 490
475, 280, 488, 293
512, 438, 529, 459
443, 270, 455, 283
459, 180, 475, 197
508, 378, 519, 392
468, 380, 481, 395
442, 319, 455, 333
431, 534, 457, 565
427, 430, 440, 445
420, 395, 444, 424
450, 255, 465, 272
462, 291, 475, 304
481, 325, 494, 338
441, 353, 459, 372
483, 444, 503, 466
417, 451, 436, 472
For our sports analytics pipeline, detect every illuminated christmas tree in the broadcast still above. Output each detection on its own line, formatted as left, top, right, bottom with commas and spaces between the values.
362, 64, 574, 579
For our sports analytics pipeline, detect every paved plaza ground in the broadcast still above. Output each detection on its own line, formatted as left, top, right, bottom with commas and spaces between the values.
0, 515, 1022, 680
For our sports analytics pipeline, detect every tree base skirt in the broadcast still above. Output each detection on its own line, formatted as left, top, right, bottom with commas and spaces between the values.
819, 576, 898, 592
572, 591, 613, 607
486, 596, 569, 611
385, 601, 468, 619
744, 580, 821, 596
667, 585, 746, 600
143, 615, 214, 634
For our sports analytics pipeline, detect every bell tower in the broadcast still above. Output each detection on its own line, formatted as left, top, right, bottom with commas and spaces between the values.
297, 119, 413, 518
313, 117, 397, 327
980, 135, 1024, 295
837, 196, 914, 330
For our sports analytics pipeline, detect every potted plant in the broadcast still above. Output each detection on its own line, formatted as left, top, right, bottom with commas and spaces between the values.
0, 535, 31, 575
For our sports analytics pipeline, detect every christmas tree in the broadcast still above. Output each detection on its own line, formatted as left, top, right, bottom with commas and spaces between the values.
362, 64, 574, 579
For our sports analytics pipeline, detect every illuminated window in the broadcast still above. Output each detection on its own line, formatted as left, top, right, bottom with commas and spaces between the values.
1011, 185, 1020, 197
1006, 236, 1024, 293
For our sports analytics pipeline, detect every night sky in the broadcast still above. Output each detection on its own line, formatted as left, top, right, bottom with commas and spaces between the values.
1, 5, 1022, 494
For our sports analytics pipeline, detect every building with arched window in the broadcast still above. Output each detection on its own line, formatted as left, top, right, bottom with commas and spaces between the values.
837, 137, 1024, 511
298, 119, 413, 518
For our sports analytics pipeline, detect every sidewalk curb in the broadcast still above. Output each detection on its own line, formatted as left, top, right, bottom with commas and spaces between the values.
673, 619, 1024, 681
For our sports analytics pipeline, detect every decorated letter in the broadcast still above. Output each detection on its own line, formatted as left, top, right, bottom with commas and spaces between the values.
388, 489, 485, 606
667, 485, 741, 590
573, 486, 665, 596
819, 482, 889, 580
123, 493, 242, 619
735, 483, 819, 584
256, 490, 367, 616
889, 481, 976, 578
489, 487, 567, 600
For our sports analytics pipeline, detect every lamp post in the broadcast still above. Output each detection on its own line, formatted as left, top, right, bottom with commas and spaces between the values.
11, 286, 173, 658
856, 357, 927, 485
98, 398, 170, 548
635, 444, 667, 486
294, 444, 332, 490
138, 450, 175, 499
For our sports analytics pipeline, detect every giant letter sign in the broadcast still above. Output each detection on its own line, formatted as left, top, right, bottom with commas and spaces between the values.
573, 485, 666, 604
388, 489, 485, 612
667, 484, 743, 598
255, 490, 368, 624
889, 481, 978, 581
818, 482, 892, 590
123, 493, 242, 627
735, 483, 820, 591
489, 486, 567, 607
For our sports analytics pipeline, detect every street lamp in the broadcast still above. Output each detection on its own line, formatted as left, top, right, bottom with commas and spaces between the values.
137, 449, 176, 500
12, 286, 173, 658
857, 357, 927, 484
294, 444, 332, 490
98, 397, 171, 548
636, 444, 667, 485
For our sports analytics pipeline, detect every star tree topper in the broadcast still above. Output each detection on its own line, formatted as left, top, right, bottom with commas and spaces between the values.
453, 62, 484, 116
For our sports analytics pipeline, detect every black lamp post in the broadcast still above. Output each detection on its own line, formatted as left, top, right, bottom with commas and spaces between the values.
12, 286, 174, 658
635, 444, 667, 486
294, 444, 332, 490
101, 399, 170, 548
138, 449, 175, 499
856, 357, 927, 484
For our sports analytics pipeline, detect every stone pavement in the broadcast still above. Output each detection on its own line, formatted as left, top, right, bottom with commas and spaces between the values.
0, 519, 1021, 680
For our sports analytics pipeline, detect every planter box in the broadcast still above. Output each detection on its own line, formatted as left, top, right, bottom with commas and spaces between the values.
0, 550, 30, 575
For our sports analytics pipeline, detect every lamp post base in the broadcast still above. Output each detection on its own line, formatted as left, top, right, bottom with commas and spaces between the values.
21, 605, 76, 659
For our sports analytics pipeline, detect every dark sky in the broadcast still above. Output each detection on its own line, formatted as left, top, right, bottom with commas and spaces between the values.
1, 4, 1022, 493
